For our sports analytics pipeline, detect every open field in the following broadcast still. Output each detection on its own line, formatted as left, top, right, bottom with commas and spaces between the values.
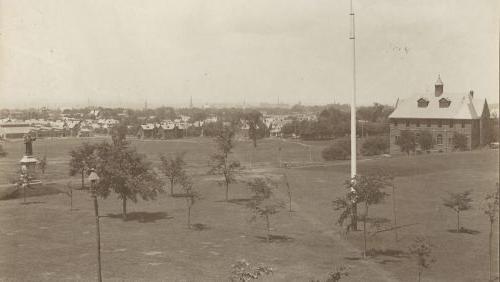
0, 137, 498, 281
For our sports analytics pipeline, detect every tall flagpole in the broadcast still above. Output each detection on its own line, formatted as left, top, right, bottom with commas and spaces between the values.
349, 0, 358, 231
349, 0, 357, 178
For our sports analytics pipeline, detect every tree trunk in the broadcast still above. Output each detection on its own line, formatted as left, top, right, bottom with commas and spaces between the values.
225, 180, 229, 201
351, 203, 358, 231
265, 214, 270, 243
418, 268, 421, 282
392, 184, 398, 241
170, 179, 174, 196
81, 170, 85, 189
188, 204, 191, 229
70, 188, 73, 211
363, 203, 368, 259
489, 221, 493, 282
122, 197, 127, 220
457, 210, 460, 232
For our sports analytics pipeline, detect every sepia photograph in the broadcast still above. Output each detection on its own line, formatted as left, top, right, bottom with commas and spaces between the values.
0, 1, 498, 281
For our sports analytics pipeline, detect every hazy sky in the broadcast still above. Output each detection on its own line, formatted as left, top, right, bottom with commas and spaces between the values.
1, 0, 498, 109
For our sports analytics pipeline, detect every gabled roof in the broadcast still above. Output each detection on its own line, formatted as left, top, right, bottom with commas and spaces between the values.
389, 92, 487, 120
140, 124, 155, 130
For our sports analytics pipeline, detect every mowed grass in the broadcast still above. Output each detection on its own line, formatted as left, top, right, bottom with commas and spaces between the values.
0, 137, 498, 281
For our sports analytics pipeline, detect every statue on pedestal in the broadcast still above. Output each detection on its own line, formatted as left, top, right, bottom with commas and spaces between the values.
24, 133, 36, 156
20, 133, 41, 186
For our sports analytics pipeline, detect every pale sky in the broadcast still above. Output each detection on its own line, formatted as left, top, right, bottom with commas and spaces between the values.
0, 0, 498, 109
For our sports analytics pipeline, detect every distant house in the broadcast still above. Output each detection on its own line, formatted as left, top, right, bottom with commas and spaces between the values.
137, 124, 155, 139
388, 76, 490, 154
0, 122, 34, 139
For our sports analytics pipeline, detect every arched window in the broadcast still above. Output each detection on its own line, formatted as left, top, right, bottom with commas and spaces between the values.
437, 134, 443, 145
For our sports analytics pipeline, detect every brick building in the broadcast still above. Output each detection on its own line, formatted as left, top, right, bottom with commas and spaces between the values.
388, 76, 490, 154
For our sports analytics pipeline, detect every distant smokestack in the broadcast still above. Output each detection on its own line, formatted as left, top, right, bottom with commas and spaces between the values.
469, 90, 474, 97
435, 75, 443, 97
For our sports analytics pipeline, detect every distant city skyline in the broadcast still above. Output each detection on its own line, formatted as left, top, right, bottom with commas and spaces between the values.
1, 1, 498, 109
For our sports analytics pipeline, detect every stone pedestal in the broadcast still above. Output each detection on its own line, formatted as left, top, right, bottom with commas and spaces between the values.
20, 155, 42, 185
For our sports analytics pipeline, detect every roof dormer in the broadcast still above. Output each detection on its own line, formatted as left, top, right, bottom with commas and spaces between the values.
417, 98, 429, 108
439, 97, 451, 108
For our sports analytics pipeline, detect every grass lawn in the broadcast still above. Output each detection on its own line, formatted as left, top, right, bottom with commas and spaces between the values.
0, 137, 498, 281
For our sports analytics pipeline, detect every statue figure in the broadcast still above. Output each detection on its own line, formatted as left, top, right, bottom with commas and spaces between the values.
23, 133, 36, 156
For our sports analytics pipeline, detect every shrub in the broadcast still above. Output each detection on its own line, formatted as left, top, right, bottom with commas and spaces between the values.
396, 130, 416, 155
417, 130, 434, 151
361, 136, 388, 156
322, 139, 350, 161
452, 132, 468, 151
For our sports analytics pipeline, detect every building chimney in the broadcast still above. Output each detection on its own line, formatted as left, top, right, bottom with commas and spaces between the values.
469, 90, 474, 97
435, 75, 443, 97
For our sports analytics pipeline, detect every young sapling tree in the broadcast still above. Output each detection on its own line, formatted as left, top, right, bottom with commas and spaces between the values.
179, 174, 200, 229
246, 177, 285, 243
159, 152, 186, 196
344, 174, 388, 258
208, 126, 241, 201
484, 183, 499, 282
442, 190, 473, 232
39, 155, 47, 174
408, 236, 435, 282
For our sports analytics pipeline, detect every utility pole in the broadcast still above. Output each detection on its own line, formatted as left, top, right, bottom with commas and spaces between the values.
349, 0, 358, 231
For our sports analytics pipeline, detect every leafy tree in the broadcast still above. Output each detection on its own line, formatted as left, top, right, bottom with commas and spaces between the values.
322, 139, 350, 161
159, 152, 186, 196
333, 193, 357, 237
39, 155, 47, 174
484, 183, 499, 282
94, 141, 163, 220
0, 144, 7, 157
69, 143, 98, 189
179, 174, 200, 229
246, 177, 285, 243
361, 136, 388, 156
396, 130, 416, 155
338, 175, 388, 258
408, 236, 435, 282
442, 190, 473, 232
452, 132, 468, 151
208, 126, 241, 201
230, 259, 273, 282
417, 130, 434, 152
245, 110, 265, 148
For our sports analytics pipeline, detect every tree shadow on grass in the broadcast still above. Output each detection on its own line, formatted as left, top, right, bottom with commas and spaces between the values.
104, 212, 173, 223
366, 248, 407, 258
255, 234, 294, 243
20, 201, 45, 205
215, 198, 253, 206
447, 227, 480, 235
191, 223, 210, 231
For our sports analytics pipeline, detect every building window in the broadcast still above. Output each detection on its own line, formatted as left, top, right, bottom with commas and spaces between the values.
395, 135, 400, 143
449, 120, 454, 128
394, 120, 398, 127
427, 120, 431, 127
438, 120, 442, 128
406, 120, 410, 127
461, 120, 465, 128
418, 98, 429, 108
416, 120, 420, 127
439, 98, 451, 108
437, 134, 443, 145
448, 137, 452, 144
